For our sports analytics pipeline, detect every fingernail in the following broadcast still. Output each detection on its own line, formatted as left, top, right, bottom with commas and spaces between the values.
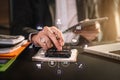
51, 44, 53, 47
59, 40, 64, 46
58, 47, 62, 51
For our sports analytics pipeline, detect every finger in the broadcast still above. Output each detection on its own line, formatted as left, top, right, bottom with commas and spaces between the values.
44, 36, 54, 49
75, 29, 99, 33
43, 26, 62, 51
82, 25, 96, 31
51, 26, 64, 46
80, 31, 98, 41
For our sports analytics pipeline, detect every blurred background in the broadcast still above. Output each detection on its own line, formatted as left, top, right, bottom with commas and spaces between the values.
0, 0, 120, 42
0, 0, 10, 34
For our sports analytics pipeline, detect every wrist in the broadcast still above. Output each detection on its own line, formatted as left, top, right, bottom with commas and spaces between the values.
28, 32, 38, 42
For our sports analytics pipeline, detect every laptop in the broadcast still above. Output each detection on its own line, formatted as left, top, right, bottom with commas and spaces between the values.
84, 42, 120, 60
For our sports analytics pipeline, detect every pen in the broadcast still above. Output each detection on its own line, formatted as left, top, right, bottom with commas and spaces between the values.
62, 22, 81, 33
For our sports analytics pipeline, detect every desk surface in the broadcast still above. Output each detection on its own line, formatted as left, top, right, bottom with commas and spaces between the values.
0, 45, 120, 80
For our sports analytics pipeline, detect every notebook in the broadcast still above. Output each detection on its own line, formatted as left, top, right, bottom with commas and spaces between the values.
0, 34, 25, 46
0, 41, 30, 58
0, 57, 17, 72
84, 42, 120, 60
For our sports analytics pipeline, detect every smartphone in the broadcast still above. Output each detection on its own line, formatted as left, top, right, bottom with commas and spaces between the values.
63, 17, 108, 33
45, 47, 71, 58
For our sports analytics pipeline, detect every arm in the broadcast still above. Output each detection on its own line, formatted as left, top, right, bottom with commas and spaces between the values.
10, 0, 36, 38
10, 0, 52, 39
10, 0, 64, 50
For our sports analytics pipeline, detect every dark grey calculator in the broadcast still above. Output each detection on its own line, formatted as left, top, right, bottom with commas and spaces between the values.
45, 46, 71, 58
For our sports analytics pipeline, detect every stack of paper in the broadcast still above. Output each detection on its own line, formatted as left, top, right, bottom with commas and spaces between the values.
0, 35, 30, 72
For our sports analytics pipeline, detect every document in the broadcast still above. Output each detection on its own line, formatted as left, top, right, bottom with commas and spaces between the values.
0, 34, 25, 46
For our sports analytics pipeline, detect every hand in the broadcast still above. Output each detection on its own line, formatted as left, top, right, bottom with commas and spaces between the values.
73, 22, 100, 41
31, 26, 64, 51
